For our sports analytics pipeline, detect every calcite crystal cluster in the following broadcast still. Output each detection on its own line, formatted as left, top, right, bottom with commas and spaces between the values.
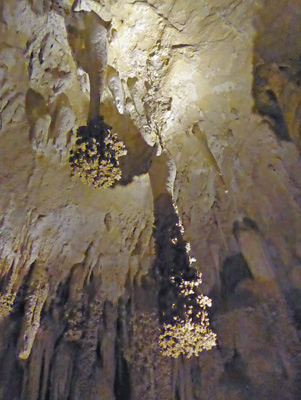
69, 116, 126, 188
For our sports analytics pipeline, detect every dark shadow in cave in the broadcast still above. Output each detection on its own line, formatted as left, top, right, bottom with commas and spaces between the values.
0, 276, 32, 400
114, 315, 131, 400
221, 349, 253, 400
152, 193, 196, 326
220, 253, 253, 298
252, 65, 291, 141
233, 217, 259, 238
252, 0, 301, 144
100, 98, 157, 186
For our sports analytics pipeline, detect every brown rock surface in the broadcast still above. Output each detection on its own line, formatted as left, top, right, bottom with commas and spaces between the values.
0, 0, 301, 399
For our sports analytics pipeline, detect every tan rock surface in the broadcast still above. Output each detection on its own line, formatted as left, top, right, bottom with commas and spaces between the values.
0, 0, 301, 399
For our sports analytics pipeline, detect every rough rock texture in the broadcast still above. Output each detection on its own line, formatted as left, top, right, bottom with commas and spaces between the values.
0, 0, 301, 399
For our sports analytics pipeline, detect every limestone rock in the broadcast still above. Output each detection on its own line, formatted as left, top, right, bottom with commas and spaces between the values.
0, 0, 301, 399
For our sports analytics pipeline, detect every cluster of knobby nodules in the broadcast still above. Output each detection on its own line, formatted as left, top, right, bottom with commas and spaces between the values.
154, 205, 216, 358
0, 293, 14, 319
69, 116, 126, 188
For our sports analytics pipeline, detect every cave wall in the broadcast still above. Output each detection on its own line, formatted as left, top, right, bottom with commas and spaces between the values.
0, 0, 301, 399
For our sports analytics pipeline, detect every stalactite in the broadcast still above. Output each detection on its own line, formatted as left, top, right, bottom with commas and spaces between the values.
72, 281, 105, 399
192, 123, 228, 192
25, 88, 51, 152
97, 301, 118, 400
1, 1, 301, 399
17, 264, 49, 360
0, 313, 24, 399
64, 264, 86, 342
114, 296, 131, 400
174, 358, 194, 400
233, 217, 275, 281
65, 8, 110, 121
253, 64, 291, 141
66, 7, 127, 188
154, 194, 216, 358
49, 341, 75, 400
47, 93, 76, 160
21, 316, 56, 400
149, 152, 216, 358
106, 66, 125, 115
0, 267, 16, 319
0, 213, 34, 320
253, 62, 301, 150
126, 310, 173, 400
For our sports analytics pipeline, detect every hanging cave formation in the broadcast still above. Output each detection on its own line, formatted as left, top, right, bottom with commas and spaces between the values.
149, 152, 216, 357
66, 6, 126, 188
67, 2, 216, 357
0, 0, 301, 399
69, 117, 126, 188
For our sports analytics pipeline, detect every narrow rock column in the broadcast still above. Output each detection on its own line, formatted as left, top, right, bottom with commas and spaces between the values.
148, 151, 216, 358
65, 8, 109, 121
233, 218, 275, 281
17, 264, 49, 360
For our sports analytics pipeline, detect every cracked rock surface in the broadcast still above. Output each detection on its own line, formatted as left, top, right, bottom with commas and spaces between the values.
0, 0, 301, 399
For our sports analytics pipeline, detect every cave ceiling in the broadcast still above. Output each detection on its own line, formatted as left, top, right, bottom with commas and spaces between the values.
0, 0, 301, 399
